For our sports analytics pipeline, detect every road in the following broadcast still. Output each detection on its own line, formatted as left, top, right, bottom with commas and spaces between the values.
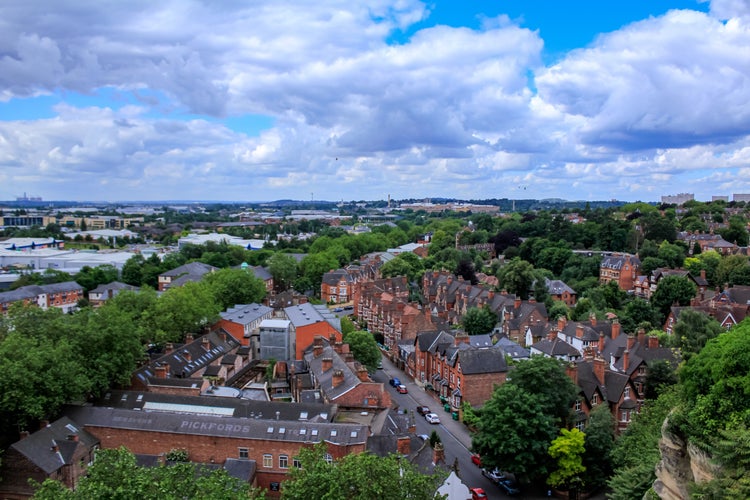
374, 354, 527, 500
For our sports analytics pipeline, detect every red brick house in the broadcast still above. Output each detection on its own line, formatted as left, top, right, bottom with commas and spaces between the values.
599, 253, 641, 292
0, 417, 99, 499
0, 281, 84, 315
320, 269, 354, 304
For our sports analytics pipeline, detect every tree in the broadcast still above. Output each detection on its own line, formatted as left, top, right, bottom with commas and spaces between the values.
461, 306, 498, 335
141, 282, 220, 344
717, 254, 750, 286
298, 253, 339, 294
203, 268, 266, 310
345, 330, 381, 372
620, 298, 659, 333
650, 275, 697, 320
547, 428, 586, 492
32, 447, 264, 500
497, 258, 536, 299
472, 383, 559, 482
506, 356, 578, 424
691, 426, 750, 499
267, 253, 299, 293
281, 443, 444, 500
121, 254, 146, 286
581, 404, 615, 491
74, 264, 120, 292
644, 359, 678, 400
719, 215, 749, 247
454, 255, 478, 284
672, 308, 723, 361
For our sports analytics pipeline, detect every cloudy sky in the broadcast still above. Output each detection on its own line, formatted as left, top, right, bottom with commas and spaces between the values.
2, 0, 750, 203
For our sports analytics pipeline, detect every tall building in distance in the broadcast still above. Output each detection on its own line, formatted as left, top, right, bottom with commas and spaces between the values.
661, 193, 694, 205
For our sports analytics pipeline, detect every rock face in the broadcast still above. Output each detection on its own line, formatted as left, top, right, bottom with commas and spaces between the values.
653, 417, 717, 500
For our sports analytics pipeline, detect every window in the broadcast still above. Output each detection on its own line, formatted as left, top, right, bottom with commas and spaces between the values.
592, 393, 599, 406
620, 411, 628, 422
279, 455, 288, 469
239, 448, 249, 459
575, 420, 586, 431
324, 453, 333, 464
574, 400, 581, 411
293, 457, 302, 468
263, 454, 272, 468
624, 387, 631, 399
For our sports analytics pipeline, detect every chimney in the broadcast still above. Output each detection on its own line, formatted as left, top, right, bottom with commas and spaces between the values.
627, 335, 636, 351
218, 330, 227, 342
547, 330, 557, 341
40, 420, 50, 430
155, 365, 168, 379
648, 335, 659, 349
186, 333, 194, 343
488, 290, 495, 300
357, 366, 369, 382
565, 362, 578, 385
321, 357, 333, 372
637, 328, 646, 347
701, 269, 706, 280
67, 433, 79, 442
202, 336, 210, 351
332, 369, 345, 388
397, 436, 411, 455
314, 335, 324, 347
19, 430, 30, 440
593, 356, 606, 383
50, 440, 59, 453
165, 342, 174, 354
598, 333, 605, 353
514, 297, 521, 309
432, 442, 445, 465
313, 345, 323, 358
329, 332, 337, 344
623, 349, 630, 372
334, 342, 343, 354
611, 319, 620, 340
182, 349, 191, 362
454, 331, 470, 346
589, 312, 597, 326
575, 325, 584, 339
558, 316, 567, 331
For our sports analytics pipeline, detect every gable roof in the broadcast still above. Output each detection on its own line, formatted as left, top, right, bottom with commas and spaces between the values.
457, 346, 508, 375
10, 417, 99, 475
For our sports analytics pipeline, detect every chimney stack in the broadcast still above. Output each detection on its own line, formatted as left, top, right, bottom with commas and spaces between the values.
454, 331, 470, 346
397, 436, 411, 456
165, 343, 174, 354
202, 336, 210, 351
611, 319, 620, 339
575, 325, 584, 339
182, 349, 191, 362
593, 356, 606, 383
332, 369, 345, 388
637, 328, 646, 347
627, 335, 636, 351
313, 345, 323, 358
623, 349, 630, 372
357, 366, 370, 382
598, 333, 605, 353
432, 442, 445, 465
186, 333, 194, 343
67, 433, 79, 442
19, 430, 30, 440
321, 357, 333, 372
565, 362, 578, 385
648, 335, 659, 349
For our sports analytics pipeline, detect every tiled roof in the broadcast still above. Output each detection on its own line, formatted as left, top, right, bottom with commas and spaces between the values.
10, 417, 99, 475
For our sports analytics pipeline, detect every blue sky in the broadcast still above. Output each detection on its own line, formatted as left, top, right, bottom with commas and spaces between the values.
1, 0, 749, 203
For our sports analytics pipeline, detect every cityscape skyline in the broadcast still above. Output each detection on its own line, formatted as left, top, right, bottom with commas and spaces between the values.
2, 1, 750, 203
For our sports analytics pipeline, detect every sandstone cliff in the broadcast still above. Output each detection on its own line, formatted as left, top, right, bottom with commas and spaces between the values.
653, 417, 717, 500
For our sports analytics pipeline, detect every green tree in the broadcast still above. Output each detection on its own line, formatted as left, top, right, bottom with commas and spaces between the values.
620, 298, 659, 333
497, 257, 536, 299
547, 428, 586, 492
691, 426, 750, 499
203, 268, 266, 310
684, 250, 721, 286
672, 308, 723, 361
344, 330, 381, 372
472, 383, 558, 482
644, 359, 678, 400
32, 447, 263, 500
650, 275, 697, 320
461, 306, 498, 335
121, 254, 146, 286
267, 253, 299, 293
281, 443, 444, 500
74, 264, 120, 292
719, 215, 749, 247
717, 254, 750, 286
141, 282, 220, 344
506, 356, 578, 424
581, 404, 615, 491
298, 253, 339, 295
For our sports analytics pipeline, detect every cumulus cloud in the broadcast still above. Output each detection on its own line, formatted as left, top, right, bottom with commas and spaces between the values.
1, 1, 750, 201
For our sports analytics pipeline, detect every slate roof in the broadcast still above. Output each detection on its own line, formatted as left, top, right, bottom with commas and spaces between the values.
251, 266, 272, 281
221, 303, 273, 326
495, 336, 530, 360
600, 253, 640, 270
10, 417, 99, 475
303, 340, 360, 400
0, 281, 83, 305
94, 390, 336, 422
322, 269, 351, 286
223, 458, 256, 481
285, 302, 327, 327
531, 338, 581, 358
89, 281, 139, 295
161, 262, 217, 286
545, 277, 576, 296
65, 406, 367, 446
456, 346, 508, 375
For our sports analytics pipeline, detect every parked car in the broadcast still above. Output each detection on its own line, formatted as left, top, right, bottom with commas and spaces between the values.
416, 406, 431, 416
344, 305, 354, 310
425, 413, 441, 424
497, 479, 520, 496
389, 377, 401, 387
396, 384, 408, 394
469, 487, 488, 500
470, 454, 482, 467
481, 467, 506, 483
332, 307, 343, 312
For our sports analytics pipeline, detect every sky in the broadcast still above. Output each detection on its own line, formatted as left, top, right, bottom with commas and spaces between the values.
2, 0, 750, 203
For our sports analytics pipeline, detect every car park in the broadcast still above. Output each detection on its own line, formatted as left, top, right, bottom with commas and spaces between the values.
469, 487, 487, 500
389, 377, 401, 387
416, 406, 431, 416
396, 384, 408, 394
425, 413, 441, 424
497, 479, 520, 496
481, 467, 505, 483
